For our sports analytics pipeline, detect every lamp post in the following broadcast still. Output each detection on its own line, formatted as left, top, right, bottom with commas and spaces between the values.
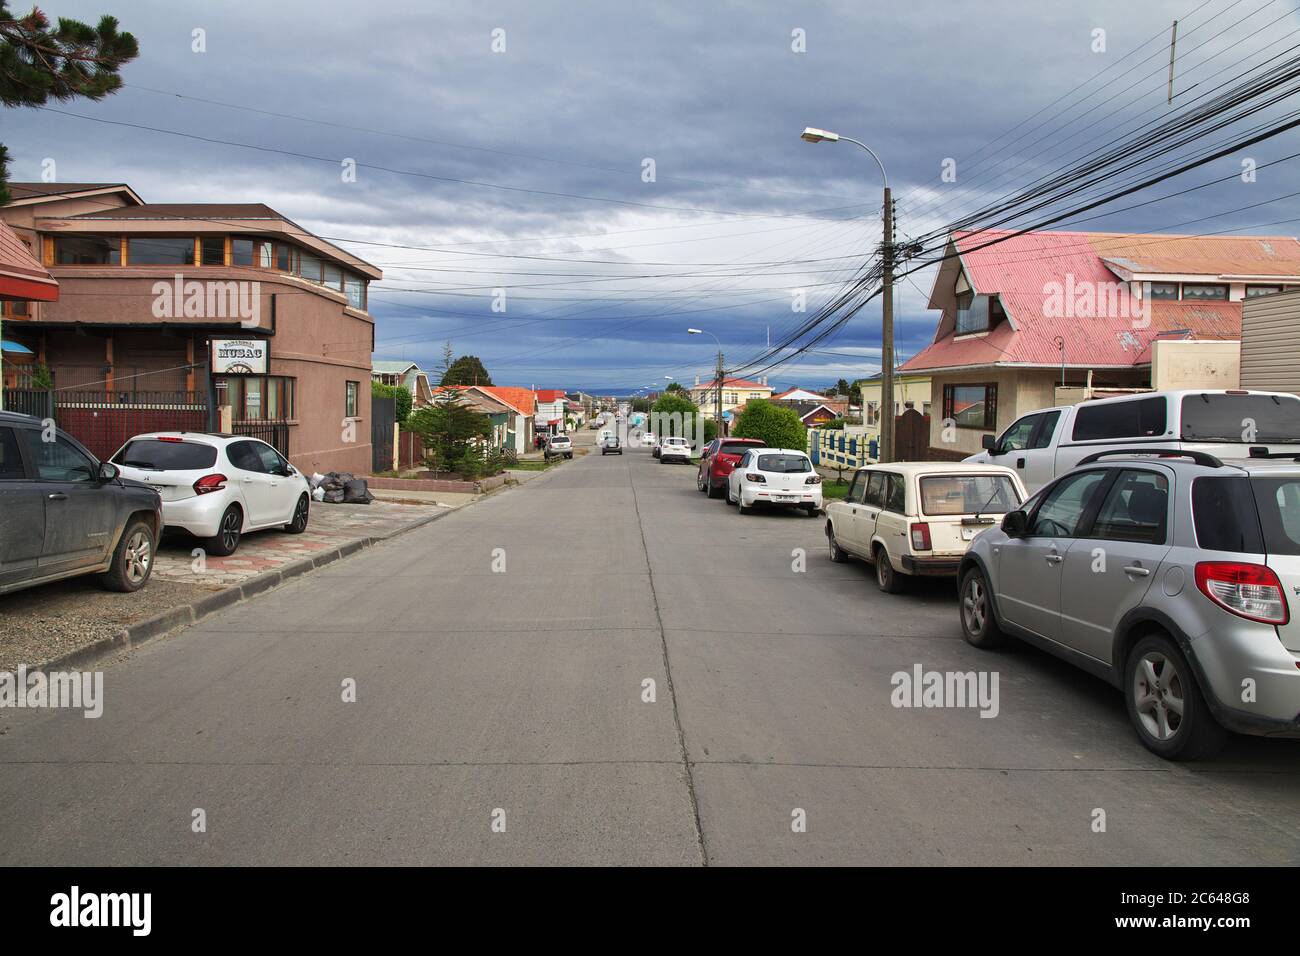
801, 127, 895, 462
688, 328, 724, 436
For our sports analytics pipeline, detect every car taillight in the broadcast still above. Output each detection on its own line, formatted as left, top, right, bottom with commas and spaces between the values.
745, 473, 766, 482
805, 475, 822, 484
910, 522, 932, 551
193, 473, 228, 495
1195, 561, 1289, 625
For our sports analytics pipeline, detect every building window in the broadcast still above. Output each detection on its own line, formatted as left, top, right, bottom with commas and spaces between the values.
1182, 283, 1228, 301
865, 402, 879, 426
54, 235, 120, 265
1149, 282, 1179, 300
276, 244, 291, 272
200, 237, 225, 266
232, 238, 273, 267
1, 300, 30, 318
943, 383, 998, 430
127, 237, 196, 266
297, 252, 322, 284
955, 295, 1000, 334
1246, 284, 1282, 298
322, 262, 343, 291
345, 275, 367, 310
218, 375, 295, 421
345, 381, 359, 418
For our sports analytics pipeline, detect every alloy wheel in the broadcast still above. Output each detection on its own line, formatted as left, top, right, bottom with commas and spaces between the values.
124, 530, 151, 585
1133, 651, 1185, 741
222, 510, 241, 552
962, 575, 986, 635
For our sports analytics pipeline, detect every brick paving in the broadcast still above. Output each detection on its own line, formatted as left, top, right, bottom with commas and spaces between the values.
151, 499, 448, 587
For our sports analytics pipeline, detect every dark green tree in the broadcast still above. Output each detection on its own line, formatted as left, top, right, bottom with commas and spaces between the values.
664, 381, 688, 395
0, 3, 139, 204
408, 344, 493, 475
732, 398, 807, 450
371, 379, 412, 426
440, 354, 493, 387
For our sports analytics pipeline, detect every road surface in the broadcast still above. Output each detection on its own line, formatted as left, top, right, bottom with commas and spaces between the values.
2, 443, 1298, 865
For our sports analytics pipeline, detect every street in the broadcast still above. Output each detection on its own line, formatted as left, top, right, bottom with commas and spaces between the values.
1, 440, 1297, 866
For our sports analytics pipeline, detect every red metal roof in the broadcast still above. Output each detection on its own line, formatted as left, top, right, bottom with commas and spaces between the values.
696, 377, 769, 390
0, 221, 58, 302
900, 230, 1293, 372
534, 389, 566, 402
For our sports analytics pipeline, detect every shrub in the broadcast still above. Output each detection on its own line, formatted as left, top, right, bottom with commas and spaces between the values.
732, 399, 806, 450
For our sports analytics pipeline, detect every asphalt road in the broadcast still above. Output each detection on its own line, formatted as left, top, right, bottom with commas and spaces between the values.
2, 440, 1298, 865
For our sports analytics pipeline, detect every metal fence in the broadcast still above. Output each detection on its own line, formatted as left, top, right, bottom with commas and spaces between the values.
54, 391, 209, 461
2, 388, 53, 420
232, 420, 290, 456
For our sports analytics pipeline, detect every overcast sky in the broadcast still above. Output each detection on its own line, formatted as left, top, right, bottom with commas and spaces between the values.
7, 0, 1300, 392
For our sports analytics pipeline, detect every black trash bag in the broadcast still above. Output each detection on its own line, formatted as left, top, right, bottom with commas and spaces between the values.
343, 478, 373, 504
323, 488, 345, 503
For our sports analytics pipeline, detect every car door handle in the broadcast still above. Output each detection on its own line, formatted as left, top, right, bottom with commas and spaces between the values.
47, 492, 67, 501
1045, 553, 1063, 565
1123, 565, 1151, 577
1016, 457, 1025, 468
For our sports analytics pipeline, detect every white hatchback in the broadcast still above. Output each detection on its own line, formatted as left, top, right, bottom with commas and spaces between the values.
659, 436, 693, 463
726, 447, 822, 516
112, 432, 311, 556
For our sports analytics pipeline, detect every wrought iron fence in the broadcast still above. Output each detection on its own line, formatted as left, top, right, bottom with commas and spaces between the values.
2, 388, 53, 420
232, 420, 290, 456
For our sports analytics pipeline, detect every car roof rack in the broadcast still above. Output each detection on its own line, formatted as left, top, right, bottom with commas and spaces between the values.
1247, 446, 1300, 461
1076, 449, 1223, 467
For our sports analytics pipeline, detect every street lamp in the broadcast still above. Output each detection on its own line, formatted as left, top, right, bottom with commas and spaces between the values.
688, 328, 725, 435
801, 126, 896, 462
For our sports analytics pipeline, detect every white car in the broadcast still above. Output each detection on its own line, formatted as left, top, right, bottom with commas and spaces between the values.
111, 432, 311, 556
825, 462, 1026, 593
659, 436, 692, 463
726, 447, 822, 516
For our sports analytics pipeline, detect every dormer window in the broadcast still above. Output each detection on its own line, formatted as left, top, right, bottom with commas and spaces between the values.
955, 294, 1004, 335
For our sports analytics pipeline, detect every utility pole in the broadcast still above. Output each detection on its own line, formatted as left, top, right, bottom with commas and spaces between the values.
715, 349, 725, 437
880, 187, 895, 463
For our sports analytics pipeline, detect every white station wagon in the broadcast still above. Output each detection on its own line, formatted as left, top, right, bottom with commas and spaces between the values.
825, 462, 1027, 592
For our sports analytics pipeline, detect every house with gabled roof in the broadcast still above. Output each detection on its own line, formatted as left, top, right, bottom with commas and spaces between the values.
372, 360, 433, 407
899, 229, 1300, 457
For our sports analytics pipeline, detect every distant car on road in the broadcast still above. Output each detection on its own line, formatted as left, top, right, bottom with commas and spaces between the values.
600, 435, 622, 455
112, 432, 310, 556
659, 436, 692, 464
0, 410, 162, 596
826, 462, 1025, 594
726, 448, 822, 516
960, 448, 1300, 760
696, 437, 766, 499
544, 434, 573, 460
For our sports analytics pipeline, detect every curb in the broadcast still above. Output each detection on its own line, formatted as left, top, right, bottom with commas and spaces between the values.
37, 507, 452, 673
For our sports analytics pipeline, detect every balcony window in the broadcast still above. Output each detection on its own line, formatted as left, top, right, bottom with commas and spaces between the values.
127, 237, 196, 266
55, 235, 120, 265
1182, 283, 1228, 301
345, 275, 367, 310
200, 237, 225, 266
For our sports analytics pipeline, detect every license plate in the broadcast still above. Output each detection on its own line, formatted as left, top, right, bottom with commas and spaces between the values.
776, 494, 797, 501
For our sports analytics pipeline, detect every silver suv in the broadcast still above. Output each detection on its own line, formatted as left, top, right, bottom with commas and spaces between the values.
959, 449, 1300, 760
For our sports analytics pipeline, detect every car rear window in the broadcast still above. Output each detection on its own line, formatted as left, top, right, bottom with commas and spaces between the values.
721, 442, 762, 456
920, 474, 1021, 516
1181, 393, 1300, 443
1252, 477, 1300, 555
112, 438, 218, 470
1191, 477, 1266, 553
757, 454, 811, 473
1071, 396, 1167, 441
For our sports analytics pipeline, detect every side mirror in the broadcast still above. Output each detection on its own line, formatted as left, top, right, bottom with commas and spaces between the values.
1001, 510, 1028, 537
981, 434, 998, 452
97, 462, 119, 482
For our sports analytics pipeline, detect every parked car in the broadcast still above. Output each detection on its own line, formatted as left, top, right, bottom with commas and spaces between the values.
0, 411, 162, 596
111, 432, 310, 557
697, 437, 766, 498
659, 436, 693, 464
959, 448, 1300, 760
544, 434, 573, 460
600, 435, 623, 455
826, 462, 1026, 593
726, 448, 822, 516
965, 389, 1300, 493
651, 435, 663, 459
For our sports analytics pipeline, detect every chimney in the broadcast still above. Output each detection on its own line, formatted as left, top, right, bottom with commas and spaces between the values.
694, 374, 700, 386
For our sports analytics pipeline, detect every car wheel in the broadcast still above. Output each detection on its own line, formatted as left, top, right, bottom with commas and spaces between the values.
803, 504, 819, 517
959, 566, 1005, 649
284, 493, 310, 534
100, 518, 156, 592
706, 476, 723, 499
874, 545, 905, 593
725, 483, 736, 505
697, 470, 707, 493
737, 496, 752, 515
827, 525, 848, 563
205, 504, 243, 557
1125, 634, 1227, 761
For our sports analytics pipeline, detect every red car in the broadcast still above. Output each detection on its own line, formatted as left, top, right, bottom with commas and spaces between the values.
696, 437, 766, 499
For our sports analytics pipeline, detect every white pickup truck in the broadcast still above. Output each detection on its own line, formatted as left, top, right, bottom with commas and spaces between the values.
964, 389, 1300, 494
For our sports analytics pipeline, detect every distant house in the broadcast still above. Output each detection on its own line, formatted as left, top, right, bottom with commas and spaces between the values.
859, 371, 932, 458
770, 386, 826, 403
372, 360, 433, 407
474, 385, 536, 454
431, 384, 513, 448
899, 229, 1299, 457
688, 375, 773, 422
534, 388, 567, 435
